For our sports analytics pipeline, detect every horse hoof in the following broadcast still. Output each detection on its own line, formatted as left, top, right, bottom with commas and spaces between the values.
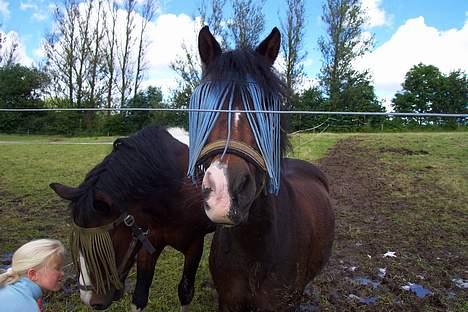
180, 305, 189, 312
131, 304, 143, 312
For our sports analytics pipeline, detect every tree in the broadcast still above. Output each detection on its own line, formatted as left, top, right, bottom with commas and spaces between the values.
0, 65, 48, 132
393, 64, 467, 126
318, 0, 374, 111
125, 86, 163, 131
43, 0, 158, 128
228, 0, 266, 48
43, 0, 80, 107
133, 0, 158, 99
280, 0, 306, 93
0, 31, 20, 66
118, 0, 137, 108
393, 63, 443, 114
289, 86, 326, 131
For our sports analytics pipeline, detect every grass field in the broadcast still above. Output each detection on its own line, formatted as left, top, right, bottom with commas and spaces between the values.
0, 132, 466, 311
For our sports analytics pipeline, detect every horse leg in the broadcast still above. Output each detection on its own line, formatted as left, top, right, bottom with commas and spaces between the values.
131, 247, 163, 312
178, 238, 205, 312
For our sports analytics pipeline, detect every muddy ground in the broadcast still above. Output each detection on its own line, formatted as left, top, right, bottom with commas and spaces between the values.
301, 138, 467, 311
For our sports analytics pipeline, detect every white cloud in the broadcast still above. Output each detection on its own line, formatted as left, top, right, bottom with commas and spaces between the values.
139, 13, 203, 95
0, 0, 10, 20
20, 1, 49, 21
356, 16, 468, 102
361, 0, 390, 28
145, 13, 200, 70
20, 2, 37, 11
0, 30, 34, 66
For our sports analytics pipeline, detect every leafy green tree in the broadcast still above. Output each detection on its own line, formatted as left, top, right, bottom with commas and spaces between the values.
318, 0, 374, 111
290, 86, 326, 131
433, 70, 467, 114
280, 0, 306, 93
167, 84, 192, 129
392, 64, 466, 126
392, 63, 443, 115
0, 65, 48, 133
124, 86, 164, 132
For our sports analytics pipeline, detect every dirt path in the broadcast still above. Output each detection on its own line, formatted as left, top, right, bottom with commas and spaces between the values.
299, 137, 467, 311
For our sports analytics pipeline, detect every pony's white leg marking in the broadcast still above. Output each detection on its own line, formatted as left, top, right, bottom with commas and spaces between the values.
131, 303, 143, 312
202, 160, 233, 224
180, 305, 189, 312
79, 253, 93, 306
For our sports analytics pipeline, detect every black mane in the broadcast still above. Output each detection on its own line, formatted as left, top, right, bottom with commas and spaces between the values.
72, 126, 185, 225
203, 49, 291, 156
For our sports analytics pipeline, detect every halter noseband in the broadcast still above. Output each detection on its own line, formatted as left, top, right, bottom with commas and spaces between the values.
197, 139, 268, 198
73, 211, 156, 293
197, 139, 266, 172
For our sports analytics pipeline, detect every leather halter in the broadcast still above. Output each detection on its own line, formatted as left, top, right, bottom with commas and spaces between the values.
197, 139, 266, 172
197, 139, 268, 198
76, 212, 156, 292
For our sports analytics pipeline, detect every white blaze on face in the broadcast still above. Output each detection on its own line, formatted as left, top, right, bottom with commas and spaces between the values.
202, 159, 233, 224
234, 112, 241, 128
79, 252, 93, 305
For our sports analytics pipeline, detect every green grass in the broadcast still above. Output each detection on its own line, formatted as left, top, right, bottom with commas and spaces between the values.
288, 132, 353, 161
358, 132, 468, 250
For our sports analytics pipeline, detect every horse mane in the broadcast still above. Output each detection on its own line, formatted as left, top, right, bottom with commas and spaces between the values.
203, 49, 291, 156
72, 126, 184, 225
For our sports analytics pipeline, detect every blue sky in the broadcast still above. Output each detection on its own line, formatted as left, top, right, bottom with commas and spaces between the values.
0, 0, 467, 108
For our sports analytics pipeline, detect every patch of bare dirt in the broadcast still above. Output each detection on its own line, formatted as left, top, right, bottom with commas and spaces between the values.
297, 137, 467, 311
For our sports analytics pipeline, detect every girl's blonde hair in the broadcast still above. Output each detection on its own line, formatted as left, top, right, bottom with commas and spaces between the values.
0, 239, 65, 286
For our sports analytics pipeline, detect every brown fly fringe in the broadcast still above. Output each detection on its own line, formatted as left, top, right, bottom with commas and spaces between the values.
70, 224, 122, 294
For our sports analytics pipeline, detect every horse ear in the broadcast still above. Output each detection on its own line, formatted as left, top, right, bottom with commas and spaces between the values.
198, 25, 222, 67
255, 27, 281, 66
49, 183, 81, 201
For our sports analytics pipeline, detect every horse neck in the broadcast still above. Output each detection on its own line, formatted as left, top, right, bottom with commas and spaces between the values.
171, 177, 205, 217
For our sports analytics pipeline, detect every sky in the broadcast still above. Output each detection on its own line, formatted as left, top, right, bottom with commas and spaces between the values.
0, 0, 467, 110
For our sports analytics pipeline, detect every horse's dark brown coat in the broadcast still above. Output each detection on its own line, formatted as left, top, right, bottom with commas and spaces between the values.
196, 26, 335, 311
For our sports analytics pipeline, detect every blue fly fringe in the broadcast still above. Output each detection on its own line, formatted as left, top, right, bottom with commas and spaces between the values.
188, 79, 282, 194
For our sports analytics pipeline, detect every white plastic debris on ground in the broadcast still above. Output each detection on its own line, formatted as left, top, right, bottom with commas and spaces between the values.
452, 278, 468, 289
383, 251, 397, 258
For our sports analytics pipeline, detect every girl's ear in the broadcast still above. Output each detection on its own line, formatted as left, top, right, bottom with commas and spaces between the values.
27, 268, 38, 282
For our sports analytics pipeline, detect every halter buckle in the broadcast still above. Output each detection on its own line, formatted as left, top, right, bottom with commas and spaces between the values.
124, 215, 135, 227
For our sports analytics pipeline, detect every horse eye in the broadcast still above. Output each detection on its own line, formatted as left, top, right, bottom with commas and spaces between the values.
94, 200, 110, 213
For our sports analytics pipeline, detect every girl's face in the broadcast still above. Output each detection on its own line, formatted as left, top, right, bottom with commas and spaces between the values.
35, 253, 65, 292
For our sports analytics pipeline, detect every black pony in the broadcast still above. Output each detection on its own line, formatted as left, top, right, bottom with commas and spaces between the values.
51, 126, 214, 311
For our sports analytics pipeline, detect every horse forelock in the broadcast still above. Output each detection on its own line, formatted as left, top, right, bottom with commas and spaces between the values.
203, 49, 290, 154
188, 49, 290, 193
72, 126, 183, 226
203, 49, 289, 102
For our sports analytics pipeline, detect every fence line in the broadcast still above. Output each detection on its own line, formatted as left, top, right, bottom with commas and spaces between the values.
0, 107, 467, 118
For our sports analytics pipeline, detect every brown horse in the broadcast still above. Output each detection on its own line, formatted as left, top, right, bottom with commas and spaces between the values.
188, 26, 335, 311
50, 126, 214, 311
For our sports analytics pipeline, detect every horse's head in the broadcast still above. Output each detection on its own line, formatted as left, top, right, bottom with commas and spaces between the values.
50, 182, 142, 309
189, 26, 288, 226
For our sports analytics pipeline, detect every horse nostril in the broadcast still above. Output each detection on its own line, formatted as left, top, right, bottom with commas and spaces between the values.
202, 186, 212, 199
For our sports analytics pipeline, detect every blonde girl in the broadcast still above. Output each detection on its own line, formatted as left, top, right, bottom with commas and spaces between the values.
0, 239, 65, 311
